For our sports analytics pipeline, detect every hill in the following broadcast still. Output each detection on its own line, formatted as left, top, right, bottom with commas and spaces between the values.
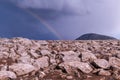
76, 33, 117, 40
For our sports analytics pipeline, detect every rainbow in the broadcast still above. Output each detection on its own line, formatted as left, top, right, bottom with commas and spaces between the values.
12, 2, 63, 40
24, 9, 63, 40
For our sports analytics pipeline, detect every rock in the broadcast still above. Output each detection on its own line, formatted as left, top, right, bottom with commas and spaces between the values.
35, 77, 39, 80
93, 59, 110, 69
98, 69, 111, 76
39, 71, 46, 78
0, 71, 16, 79
114, 75, 120, 80
113, 69, 120, 80
30, 49, 41, 58
117, 53, 120, 59
1, 38, 120, 79
100, 77, 106, 80
60, 51, 80, 62
60, 61, 93, 74
9, 48, 19, 61
17, 55, 34, 64
92, 69, 101, 74
0, 65, 7, 71
0, 52, 9, 59
58, 64, 81, 77
66, 76, 73, 79
91, 41, 101, 50
17, 45, 28, 56
33, 56, 49, 70
77, 62, 93, 74
13, 37, 32, 46
81, 51, 97, 62
50, 58, 56, 65
37, 41, 48, 45
109, 57, 120, 69
40, 50, 51, 56
9, 63, 35, 76
59, 63, 74, 74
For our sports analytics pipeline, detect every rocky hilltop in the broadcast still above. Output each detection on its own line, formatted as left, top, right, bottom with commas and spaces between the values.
76, 33, 117, 40
0, 38, 120, 80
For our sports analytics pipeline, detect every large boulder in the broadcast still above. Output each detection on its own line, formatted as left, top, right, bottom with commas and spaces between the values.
33, 56, 49, 70
0, 71, 16, 80
60, 51, 80, 62
109, 57, 120, 69
9, 63, 35, 76
59, 61, 93, 74
81, 51, 97, 62
93, 59, 110, 69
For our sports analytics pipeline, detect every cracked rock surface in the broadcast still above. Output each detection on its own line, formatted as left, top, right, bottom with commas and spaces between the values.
0, 38, 120, 80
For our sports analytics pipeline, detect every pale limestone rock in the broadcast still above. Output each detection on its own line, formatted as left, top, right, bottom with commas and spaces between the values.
77, 62, 93, 74
92, 69, 101, 74
94, 59, 110, 69
117, 53, 120, 59
50, 58, 56, 65
60, 51, 80, 62
13, 37, 32, 46
81, 51, 97, 62
37, 41, 48, 45
0, 71, 16, 79
33, 56, 49, 70
100, 77, 106, 80
66, 76, 73, 79
98, 69, 111, 76
40, 50, 51, 56
109, 57, 120, 69
35, 77, 39, 80
0, 46, 9, 52
17, 55, 34, 64
9, 63, 35, 76
0, 65, 7, 71
91, 41, 101, 50
39, 71, 46, 78
30, 49, 40, 58
17, 45, 28, 56
0, 52, 9, 59
113, 69, 120, 80
60, 61, 93, 74
9, 48, 19, 61
59, 63, 73, 74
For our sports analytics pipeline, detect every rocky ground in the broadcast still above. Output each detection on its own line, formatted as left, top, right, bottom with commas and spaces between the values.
0, 38, 120, 80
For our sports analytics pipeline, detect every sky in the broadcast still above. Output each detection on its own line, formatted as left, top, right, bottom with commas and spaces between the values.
0, 0, 120, 40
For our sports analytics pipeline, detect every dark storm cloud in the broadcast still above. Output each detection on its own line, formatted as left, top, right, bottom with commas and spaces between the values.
10, 0, 120, 39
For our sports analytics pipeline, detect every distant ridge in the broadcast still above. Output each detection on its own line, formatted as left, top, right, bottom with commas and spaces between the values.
76, 33, 117, 40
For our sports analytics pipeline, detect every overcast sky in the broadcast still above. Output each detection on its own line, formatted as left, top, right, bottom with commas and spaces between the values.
1, 0, 120, 39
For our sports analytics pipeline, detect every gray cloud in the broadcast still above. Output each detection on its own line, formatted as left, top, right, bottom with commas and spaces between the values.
10, 0, 88, 14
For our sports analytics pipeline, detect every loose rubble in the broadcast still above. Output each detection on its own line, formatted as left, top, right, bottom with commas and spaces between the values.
0, 38, 120, 80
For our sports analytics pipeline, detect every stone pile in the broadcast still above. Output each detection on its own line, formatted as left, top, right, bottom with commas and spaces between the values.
0, 38, 120, 80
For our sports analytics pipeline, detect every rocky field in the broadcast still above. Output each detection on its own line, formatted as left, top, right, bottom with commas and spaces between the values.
0, 38, 120, 80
